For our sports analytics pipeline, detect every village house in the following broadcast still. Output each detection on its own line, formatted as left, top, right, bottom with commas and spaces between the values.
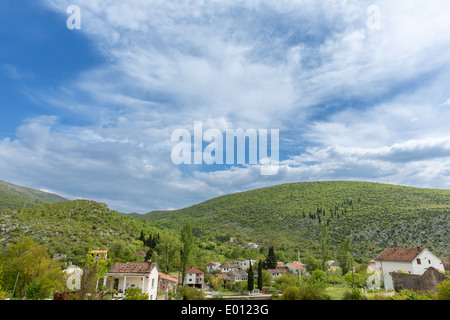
218, 263, 238, 273
90, 250, 108, 260
206, 261, 221, 272
158, 272, 179, 299
234, 259, 257, 270
327, 260, 341, 272
374, 247, 445, 291
227, 269, 248, 285
243, 242, 259, 249
185, 267, 204, 289
103, 261, 159, 300
267, 268, 287, 279
286, 261, 305, 275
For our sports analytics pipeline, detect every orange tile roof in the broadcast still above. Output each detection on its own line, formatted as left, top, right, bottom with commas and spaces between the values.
159, 272, 178, 283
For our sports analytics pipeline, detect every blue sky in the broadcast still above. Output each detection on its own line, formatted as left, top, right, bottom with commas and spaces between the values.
1, 0, 450, 213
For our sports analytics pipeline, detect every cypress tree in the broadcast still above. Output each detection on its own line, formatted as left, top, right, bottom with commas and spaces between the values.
247, 261, 254, 292
257, 260, 263, 291
265, 246, 277, 269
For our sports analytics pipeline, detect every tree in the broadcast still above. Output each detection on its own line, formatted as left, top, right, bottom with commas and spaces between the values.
155, 232, 181, 273
79, 250, 111, 300
318, 226, 331, 271
139, 230, 145, 243
336, 237, 352, 275
257, 260, 263, 291
180, 223, 194, 286
247, 261, 254, 292
264, 246, 277, 269
0, 237, 65, 299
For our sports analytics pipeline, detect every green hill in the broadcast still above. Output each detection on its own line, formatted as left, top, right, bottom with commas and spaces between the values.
0, 199, 162, 263
0, 180, 67, 210
135, 181, 450, 259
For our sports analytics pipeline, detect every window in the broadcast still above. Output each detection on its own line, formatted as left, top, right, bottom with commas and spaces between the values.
152, 278, 155, 288
428, 260, 431, 264
416, 258, 421, 265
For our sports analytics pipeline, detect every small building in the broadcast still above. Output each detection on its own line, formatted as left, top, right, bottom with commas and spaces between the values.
244, 242, 260, 249
327, 260, 341, 272
206, 261, 221, 273
158, 272, 179, 299
185, 267, 204, 289
227, 270, 248, 285
90, 250, 108, 260
234, 260, 257, 270
267, 268, 287, 278
104, 261, 159, 300
286, 261, 305, 275
219, 263, 238, 273
374, 247, 444, 291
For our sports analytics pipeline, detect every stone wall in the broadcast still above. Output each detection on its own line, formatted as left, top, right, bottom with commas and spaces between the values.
391, 267, 448, 292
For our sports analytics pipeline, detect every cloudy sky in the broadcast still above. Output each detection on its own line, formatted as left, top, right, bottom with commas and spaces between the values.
1, 0, 450, 213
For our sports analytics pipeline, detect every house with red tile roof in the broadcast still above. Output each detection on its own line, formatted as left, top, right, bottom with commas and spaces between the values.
286, 261, 305, 275
104, 261, 159, 300
185, 267, 204, 288
374, 247, 445, 290
159, 272, 179, 299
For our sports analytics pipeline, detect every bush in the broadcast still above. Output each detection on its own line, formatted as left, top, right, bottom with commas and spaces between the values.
180, 285, 206, 300
281, 279, 330, 300
389, 290, 431, 300
123, 287, 149, 300
436, 279, 450, 300
342, 288, 368, 300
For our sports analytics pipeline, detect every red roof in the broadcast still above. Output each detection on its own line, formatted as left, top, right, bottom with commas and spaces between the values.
187, 267, 204, 274
375, 247, 425, 262
159, 272, 178, 283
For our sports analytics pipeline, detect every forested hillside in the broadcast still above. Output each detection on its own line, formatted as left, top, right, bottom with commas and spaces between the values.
0, 199, 162, 263
136, 181, 450, 259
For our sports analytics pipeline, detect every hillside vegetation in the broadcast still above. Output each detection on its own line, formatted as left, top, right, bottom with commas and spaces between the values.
0, 180, 66, 210
136, 181, 450, 259
0, 199, 161, 263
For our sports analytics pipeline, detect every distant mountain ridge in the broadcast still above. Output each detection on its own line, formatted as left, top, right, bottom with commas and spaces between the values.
0, 180, 67, 210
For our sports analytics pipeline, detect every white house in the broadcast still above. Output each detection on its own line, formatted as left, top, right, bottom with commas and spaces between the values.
206, 261, 221, 273
185, 267, 204, 288
374, 247, 444, 291
227, 270, 248, 284
218, 263, 238, 273
104, 261, 159, 300
234, 260, 257, 270
267, 268, 287, 279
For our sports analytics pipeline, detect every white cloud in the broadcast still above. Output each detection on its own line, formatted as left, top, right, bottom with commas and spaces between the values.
2, 1, 450, 212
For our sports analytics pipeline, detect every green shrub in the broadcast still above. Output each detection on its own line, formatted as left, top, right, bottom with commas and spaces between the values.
342, 288, 368, 300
